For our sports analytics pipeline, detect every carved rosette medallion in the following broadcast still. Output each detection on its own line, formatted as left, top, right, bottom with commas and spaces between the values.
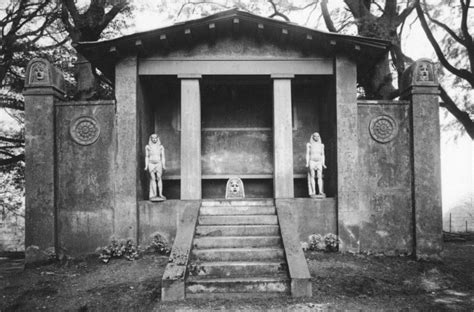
70, 116, 100, 145
369, 115, 398, 143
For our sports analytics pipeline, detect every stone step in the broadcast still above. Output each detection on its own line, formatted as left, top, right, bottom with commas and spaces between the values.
195, 225, 280, 237
200, 205, 276, 216
186, 292, 288, 299
186, 276, 290, 294
193, 236, 282, 249
201, 199, 274, 207
189, 261, 287, 278
198, 215, 278, 225
192, 247, 285, 261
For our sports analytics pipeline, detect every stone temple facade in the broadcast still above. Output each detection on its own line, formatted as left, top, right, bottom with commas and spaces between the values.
23, 9, 442, 298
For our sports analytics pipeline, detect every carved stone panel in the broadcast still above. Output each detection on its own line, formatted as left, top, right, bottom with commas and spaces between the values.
369, 115, 398, 143
225, 177, 245, 199
24, 57, 65, 92
70, 116, 101, 145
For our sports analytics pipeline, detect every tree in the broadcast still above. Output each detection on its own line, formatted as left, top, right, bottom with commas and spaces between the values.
60, 0, 130, 99
415, 0, 473, 139
0, 0, 64, 167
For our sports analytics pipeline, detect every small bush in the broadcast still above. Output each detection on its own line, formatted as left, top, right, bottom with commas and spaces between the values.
145, 234, 171, 255
307, 233, 340, 252
97, 239, 139, 263
324, 233, 339, 252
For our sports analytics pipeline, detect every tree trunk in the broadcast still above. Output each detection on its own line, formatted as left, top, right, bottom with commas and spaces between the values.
74, 53, 97, 100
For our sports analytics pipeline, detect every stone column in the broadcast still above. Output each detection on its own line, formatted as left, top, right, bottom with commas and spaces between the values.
401, 59, 443, 260
179, 74, 202, 199
272, 74, 294, 198
115, 56, 139, 240
23, 58, 65, 264
334, 56, 360, 253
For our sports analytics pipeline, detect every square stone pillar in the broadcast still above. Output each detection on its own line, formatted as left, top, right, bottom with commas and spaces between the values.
272, 74, 294, 198
334, 56, 360, 253
179, 74, 202, 199
23, 58, 65, 264
401, 59, 443, 260
115, 56, 139, 240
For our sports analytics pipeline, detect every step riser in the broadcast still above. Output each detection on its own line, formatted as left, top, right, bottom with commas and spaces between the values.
192, 249, 284, 261
201, 200, 274, 207
196, 225, 280, 237
186, 292, 287, 299
198, 215, 278, 225
186, 281, 290, 294
200, 206, 275, 215
193, 237, 281, 249
190, 263, 287, 277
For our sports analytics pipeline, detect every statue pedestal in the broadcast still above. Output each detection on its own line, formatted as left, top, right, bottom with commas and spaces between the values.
310, 194, 326, 199
150, 197, 166, 202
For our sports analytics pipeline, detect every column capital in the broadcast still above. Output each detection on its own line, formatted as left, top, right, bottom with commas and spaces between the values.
271, 74, 294, 79
178, 73, 202, 79
400, 58, 439, 99
25, 58, 65, 95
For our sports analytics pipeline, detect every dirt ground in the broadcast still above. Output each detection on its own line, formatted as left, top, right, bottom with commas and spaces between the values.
1, 241, 473, 311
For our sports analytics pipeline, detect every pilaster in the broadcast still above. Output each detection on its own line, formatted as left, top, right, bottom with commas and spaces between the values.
401, 58, 443, 260
23, 58, 65, 264
179, 74, 202, 199
115, 56, 138, 240
334, 56, 360, 253
272, 74, 294, 198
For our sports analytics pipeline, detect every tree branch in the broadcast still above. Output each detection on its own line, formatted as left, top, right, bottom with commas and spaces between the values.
439, 86, 474, 139
0, 136, 24, 144
0, 153, 25, 166
416, 2, 474, 87
321, 0, 337, 32
267, 0, 290, 22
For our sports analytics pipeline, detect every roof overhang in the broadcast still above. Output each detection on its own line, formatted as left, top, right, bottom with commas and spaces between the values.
75, 9, 391, 82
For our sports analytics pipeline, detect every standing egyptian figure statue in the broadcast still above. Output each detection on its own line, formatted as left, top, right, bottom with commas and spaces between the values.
306, 132, 326, 198
145, 134, 166, 201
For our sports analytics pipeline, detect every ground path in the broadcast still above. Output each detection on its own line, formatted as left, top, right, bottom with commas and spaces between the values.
1, 242, 473, 311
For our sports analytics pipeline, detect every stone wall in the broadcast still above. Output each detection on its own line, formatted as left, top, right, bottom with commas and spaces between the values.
56, 101, 116, 256
357, 100, 413, 254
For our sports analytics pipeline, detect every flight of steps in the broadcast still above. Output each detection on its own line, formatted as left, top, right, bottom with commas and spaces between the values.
186, 199, 290, 299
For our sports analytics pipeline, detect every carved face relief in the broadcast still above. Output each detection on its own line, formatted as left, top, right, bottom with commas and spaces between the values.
417, 63, 432, 82
225, 177, 245, 199
30, 62, 48, 84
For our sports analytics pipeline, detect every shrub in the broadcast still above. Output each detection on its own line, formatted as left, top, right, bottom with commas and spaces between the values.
97, 239, 139, 263
145, 234, 171, 255
324, 233, 340, 252
307, 233, 340, 252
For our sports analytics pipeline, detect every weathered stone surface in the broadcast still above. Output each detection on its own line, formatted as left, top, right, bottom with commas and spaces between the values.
357, 101, 413, 255
275, 199, 312, 297
24, 58, 65, 264
56, 101, 115, 256
400, 59, 443, 260
285, 198, 337, 242
273, 76, 294, 198
161, 201, 200, 301
115, 56, 139, 240
180, 77, 202, 199
335, 56, 359, 253
25, 58, 65, 91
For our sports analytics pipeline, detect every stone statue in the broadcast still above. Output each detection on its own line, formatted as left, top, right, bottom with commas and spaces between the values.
225, 177, 245, 199
306, 132, 326, 198
145, 134, 166, 201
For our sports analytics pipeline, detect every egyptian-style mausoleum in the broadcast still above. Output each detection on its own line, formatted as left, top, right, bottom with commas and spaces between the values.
24, 9, 443, 299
